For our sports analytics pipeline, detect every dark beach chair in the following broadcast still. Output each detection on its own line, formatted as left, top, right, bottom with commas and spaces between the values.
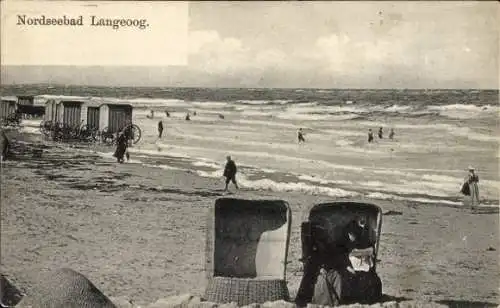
296, 201, 383, 307
204, 198, 292, 306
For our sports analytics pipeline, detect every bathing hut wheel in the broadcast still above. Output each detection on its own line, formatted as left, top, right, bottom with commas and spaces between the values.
122, 124, 141, 144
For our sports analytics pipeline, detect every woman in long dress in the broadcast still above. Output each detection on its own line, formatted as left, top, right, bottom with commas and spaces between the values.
466, 167, 480, 208
113, 132, 128, 163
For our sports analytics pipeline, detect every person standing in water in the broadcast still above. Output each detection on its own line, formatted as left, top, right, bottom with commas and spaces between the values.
464, 167, 480, 208
368, 129, 374, 143
378, 127, 383, 139
158, 121, 164, 138
298, 128, 306, 143
389, 128, 395, 140
223, 155, 239, 192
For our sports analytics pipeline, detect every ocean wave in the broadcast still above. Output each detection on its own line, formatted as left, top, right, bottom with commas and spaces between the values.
233, 119, 300, 129
296, 174, 353, 185
236, 99, 291, 105
79, 146, 498, 206
191, 161, 221, 169
191, 101, 229, 108
365, 192, 462, 206
237, 176, 359, 198
427, 104, 497, 111
274, 112, 353, 121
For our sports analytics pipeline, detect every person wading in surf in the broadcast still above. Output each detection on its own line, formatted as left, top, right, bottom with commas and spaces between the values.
368, 129, 374, 143
389, 128, 395, 140
158, 121, 164, 138
223, 155, 239, 192
298, 128, 306, 143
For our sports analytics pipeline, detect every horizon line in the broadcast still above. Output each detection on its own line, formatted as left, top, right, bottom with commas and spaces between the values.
1, 83, 499, 92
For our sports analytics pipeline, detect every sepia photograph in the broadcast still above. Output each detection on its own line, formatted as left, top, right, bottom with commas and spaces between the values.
0, 1, 499, 308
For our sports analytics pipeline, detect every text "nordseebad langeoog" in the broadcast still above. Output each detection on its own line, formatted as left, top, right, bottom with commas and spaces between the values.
16, 15, 149, 30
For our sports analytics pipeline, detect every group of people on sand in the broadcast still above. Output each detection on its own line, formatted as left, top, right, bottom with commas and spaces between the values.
296, 127, 395, 145
368, 127, 394, 143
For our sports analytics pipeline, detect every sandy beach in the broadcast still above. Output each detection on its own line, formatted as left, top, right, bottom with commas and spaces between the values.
1, 130, 498, 307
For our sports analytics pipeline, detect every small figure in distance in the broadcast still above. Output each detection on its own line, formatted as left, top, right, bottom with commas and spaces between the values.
389, 128, 395, 140
378, 127, 383, 139
1, 129, 10, 161
158, 120, 164, 138
223, 155, 239, 192
368, 129, 374, 143
113, 132, 128, 163
185, 113, 191, 121
462, 166, 480, 208
298, 128, 306, 143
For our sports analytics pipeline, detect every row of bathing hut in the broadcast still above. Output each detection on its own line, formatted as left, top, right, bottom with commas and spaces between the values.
1, 95, 134, 134
41, 95, 133, 132
0, 95, 41, 120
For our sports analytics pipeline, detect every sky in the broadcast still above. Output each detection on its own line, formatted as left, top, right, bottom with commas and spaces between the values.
1, 1, 499, 89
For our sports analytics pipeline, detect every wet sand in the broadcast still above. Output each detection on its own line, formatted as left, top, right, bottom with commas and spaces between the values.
1, 131, 498, 307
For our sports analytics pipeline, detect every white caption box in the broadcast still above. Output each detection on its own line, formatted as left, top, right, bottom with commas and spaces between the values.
1, 1, 188, 66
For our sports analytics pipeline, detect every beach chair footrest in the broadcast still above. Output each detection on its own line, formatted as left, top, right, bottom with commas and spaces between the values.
204, 277, 290, 306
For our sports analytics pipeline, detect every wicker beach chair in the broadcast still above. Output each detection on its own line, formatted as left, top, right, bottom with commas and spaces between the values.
204, 198, 292, 306
295, 201, 383, 306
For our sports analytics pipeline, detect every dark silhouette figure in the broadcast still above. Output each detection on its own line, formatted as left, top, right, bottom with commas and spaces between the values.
186, 113, 191, 121
113, 132, 128, 163
378, 127, 383, 139
158, 121, 164, 138
223, 156, 239, 191
296, 217, 381, 307
1, 130, 10, 161
298, 128, 306, 143
368, 129, 374, 143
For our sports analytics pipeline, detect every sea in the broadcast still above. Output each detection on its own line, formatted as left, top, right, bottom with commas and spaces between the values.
3, 85, 499, 207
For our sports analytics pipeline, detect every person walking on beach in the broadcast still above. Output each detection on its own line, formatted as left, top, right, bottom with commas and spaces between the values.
185, 113, 191, 121
113, 132, 129, 164
462, 166, 480, 208
389, 128, 395, 140
158, 121, 164, 138
223, 155, 239, 191
378, 127, 383, 139
1, 129, 10, 161
368, 129, 374, 143
298, 128, 306, 143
